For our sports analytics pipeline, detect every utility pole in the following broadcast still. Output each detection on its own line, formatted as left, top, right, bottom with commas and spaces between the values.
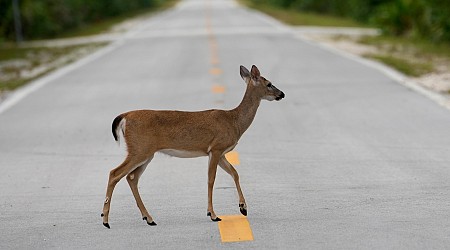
12, 0, 23, 43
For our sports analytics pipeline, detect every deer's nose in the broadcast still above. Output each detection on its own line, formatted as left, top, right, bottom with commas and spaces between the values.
276, 92, 285, 101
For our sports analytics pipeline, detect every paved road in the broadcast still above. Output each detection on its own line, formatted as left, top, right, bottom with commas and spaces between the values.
2, 0, 450, 248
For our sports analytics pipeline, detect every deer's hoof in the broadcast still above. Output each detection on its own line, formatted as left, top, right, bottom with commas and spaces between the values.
103, 222, 110, 229
143, 217, 157, 226
211, 217, 222, 222
207, 212, 221, 221
239, 204, 247, 216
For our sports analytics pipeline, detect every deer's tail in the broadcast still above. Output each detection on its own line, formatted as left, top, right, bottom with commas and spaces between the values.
112, 114, 126, 145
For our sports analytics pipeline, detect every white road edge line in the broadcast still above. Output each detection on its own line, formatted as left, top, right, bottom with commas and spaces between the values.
246, 5, 450, 111
296, 35, 450, 111
0, 41, 123, 116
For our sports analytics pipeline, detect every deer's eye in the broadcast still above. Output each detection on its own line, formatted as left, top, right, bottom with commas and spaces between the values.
267, 83, 272, 88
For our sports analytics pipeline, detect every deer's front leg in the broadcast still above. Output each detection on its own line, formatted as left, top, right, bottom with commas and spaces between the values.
218, 157, 247, 216
207, 151, 221, 221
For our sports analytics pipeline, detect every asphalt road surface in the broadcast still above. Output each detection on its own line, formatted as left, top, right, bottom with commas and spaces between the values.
2, 0, 450, 249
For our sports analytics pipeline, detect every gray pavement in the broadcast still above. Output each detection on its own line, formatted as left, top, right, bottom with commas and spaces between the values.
1, 0, 450, 249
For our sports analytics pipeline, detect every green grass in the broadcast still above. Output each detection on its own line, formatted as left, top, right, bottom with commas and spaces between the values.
1, 78, 32, 91
0, 44, 99, 62
0, 43, 106, 91
367, 54, 433, 77
359, 35, 450, 77
238, 0, 367, 27
360, 35, 450, 58
59, 18, 128, 38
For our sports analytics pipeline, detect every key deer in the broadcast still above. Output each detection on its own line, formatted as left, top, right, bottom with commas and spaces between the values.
101, 65, 285, 228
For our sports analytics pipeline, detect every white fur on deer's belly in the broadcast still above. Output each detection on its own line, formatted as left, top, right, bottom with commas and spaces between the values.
159, 149, 207, 158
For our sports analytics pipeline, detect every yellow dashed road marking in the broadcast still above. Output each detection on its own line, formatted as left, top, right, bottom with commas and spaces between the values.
210, 55, 220, 65
212, 85, 226, 93
209, 67, 223, 75
225, 151, 240, 165
206, 2, 252, 244
218, 215, 254, 242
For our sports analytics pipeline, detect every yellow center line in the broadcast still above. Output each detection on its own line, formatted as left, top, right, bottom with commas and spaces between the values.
225, 151, 240, 165
212, 84, 226, 93
218, 215, 254, 242
211, 57, 220, 65
205, 5, 253, 242
206, 1, 221, 76
209, 67, 223, 76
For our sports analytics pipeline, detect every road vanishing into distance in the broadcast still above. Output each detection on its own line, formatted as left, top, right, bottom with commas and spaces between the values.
1, 0, 450, 248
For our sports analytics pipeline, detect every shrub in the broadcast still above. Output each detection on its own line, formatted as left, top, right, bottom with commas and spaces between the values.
0, 0, 161, 41
248, 0, 450, 43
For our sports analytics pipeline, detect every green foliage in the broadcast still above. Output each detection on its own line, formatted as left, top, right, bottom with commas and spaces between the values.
370, 0, 450, 42
371, 0, 423, 36
247, 0, 450, 43
242, 0, 365, 27
0, 0, 163, 41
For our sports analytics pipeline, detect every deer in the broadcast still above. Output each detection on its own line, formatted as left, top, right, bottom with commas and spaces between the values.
101, 65, 285, 228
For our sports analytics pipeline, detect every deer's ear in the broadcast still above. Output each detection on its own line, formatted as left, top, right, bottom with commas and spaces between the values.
240, 65, 250, 82
250, 65, 260, 79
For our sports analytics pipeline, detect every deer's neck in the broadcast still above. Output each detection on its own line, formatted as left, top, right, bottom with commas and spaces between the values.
231, 85, 261, 137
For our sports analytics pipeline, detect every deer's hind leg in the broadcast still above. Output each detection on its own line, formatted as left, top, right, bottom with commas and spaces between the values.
101, 153, 153, 228
218, 157, 247, 216
126, 155, 156, 226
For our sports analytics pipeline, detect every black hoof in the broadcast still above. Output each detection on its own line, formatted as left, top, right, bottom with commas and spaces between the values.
211, 217, 222, 222
101, 213, 104, 217
239, 204, 247, 216
103, 222, 110, 229
208, 212, 221, 221
143, 217, 157, 226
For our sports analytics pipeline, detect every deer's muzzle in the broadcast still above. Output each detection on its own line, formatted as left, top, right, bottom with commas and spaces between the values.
275, 92, 285, 101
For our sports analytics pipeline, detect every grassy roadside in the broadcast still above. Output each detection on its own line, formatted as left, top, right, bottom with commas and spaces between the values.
0, 0, 179, 94
0, 43, 107, 91
359, 35, 450, 78
238, 0, 367, 28
58, 0, 179, 38
368, 54, 433, 77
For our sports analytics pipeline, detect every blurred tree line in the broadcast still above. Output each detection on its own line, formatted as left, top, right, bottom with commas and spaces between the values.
0, 0, 163, 41
251, 0, 450, 43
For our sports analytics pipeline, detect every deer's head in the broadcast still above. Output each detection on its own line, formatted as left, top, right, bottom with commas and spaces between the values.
240, 65, 285, 101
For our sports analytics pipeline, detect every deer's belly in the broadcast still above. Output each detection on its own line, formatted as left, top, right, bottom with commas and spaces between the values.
159, 149, 207, 158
